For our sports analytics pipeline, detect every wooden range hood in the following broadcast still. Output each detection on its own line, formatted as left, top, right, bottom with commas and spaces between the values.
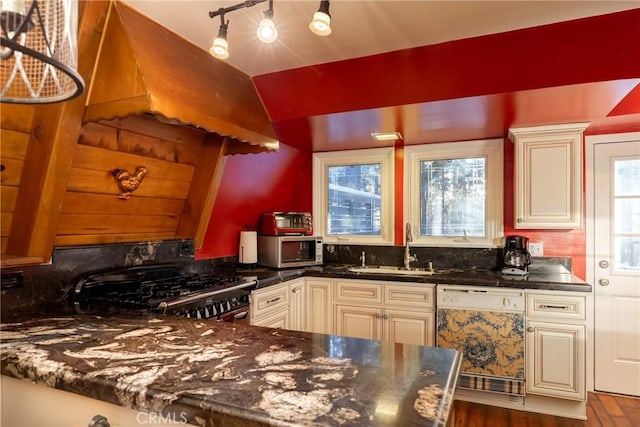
85, 1, 278, 150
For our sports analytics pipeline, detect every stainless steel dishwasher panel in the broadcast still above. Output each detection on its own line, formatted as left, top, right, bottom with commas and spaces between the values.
437, 285, 525, 396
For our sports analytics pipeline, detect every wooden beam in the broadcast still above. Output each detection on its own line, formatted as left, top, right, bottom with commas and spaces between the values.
6, 1, 111, 262
176, 133, 228, 249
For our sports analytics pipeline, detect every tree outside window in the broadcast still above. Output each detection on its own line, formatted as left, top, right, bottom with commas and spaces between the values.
328, 164, 381, 235
420, 158, 486, 237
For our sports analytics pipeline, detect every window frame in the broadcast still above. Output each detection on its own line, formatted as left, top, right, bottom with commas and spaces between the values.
404, 139, 504, 248
313, 147, 395, 245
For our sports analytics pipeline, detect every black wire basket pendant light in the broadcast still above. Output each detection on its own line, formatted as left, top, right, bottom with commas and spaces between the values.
1, 0, 84, 104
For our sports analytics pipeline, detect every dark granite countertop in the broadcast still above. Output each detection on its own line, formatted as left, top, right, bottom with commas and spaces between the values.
242, 263, 591, 293
1, 314, 461, 427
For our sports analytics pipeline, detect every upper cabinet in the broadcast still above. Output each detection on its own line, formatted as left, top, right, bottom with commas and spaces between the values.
509, 123, 589, 229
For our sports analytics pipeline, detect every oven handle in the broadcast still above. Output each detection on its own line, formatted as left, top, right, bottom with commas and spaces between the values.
157, 280, 256, 310
219, 305, 250, 322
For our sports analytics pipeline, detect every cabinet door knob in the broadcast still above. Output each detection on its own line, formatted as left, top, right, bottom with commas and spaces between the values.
599, 278, 610, 286
598, 260, 609, 268
527, 327, 535, 333
88, 415, 110, 427
517, 218, 524, 223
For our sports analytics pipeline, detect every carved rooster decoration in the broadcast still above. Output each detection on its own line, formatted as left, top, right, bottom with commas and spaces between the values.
112, 166, 148, 199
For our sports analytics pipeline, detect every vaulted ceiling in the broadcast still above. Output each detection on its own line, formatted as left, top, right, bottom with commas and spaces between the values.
254, 9, 640, 151
123, 1, 640, 151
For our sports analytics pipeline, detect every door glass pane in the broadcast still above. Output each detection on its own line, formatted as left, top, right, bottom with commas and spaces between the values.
615, 236, 640, 271
615, 199, 640, 233
327, 164, 381, 235
419, 158, 486, 237
614, 158, 640, 271
615, 159, 640, 196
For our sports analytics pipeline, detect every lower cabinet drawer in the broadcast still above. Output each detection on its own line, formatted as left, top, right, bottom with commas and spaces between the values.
384, 283, 434, 309
251, 309, 290, 329
526, 292, 586, 321
250, 285, 289, 320
334, 280, 382, 304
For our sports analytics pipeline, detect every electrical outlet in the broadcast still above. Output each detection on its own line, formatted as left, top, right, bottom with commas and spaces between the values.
529, 242, 544, 257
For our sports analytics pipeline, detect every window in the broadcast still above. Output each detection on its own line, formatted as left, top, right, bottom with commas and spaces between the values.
404, 139, 503, 247
313, 148, 394, 244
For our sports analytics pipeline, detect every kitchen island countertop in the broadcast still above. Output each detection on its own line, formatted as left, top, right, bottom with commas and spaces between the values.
1, 314, 461, 427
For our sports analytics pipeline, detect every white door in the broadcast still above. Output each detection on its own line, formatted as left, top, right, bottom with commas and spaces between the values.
593, 138, 640, 396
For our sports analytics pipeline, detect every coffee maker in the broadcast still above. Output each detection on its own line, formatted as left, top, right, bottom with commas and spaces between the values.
502, 235, 533, 276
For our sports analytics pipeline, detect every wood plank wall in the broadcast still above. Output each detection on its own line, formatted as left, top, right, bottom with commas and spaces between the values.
0, 105, 35, 256
0, 2, 236, 264
54, 116, 209, 246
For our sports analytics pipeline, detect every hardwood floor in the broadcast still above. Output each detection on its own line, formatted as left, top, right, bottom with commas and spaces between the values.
452, 392, 640, 427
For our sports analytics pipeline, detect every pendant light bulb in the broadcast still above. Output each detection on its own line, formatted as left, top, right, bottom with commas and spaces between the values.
257, 7, 277, 43
210, 18, 229, 59
309, 0, 331, 36
210, 36, 229, 59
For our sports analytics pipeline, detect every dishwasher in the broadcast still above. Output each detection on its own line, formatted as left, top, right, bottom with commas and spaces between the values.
437, 285, 525, 399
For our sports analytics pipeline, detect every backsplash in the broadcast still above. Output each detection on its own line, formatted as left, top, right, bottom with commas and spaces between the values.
0, 240, 231, 319
322, 244, 571, 272
1, 240, 572, 320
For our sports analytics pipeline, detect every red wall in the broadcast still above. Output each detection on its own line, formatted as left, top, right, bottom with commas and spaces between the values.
196, 143, 312, 259
196, 10, 640, 275
198, 140, 588, 277
254, 10, 640, 123
197, 129, 640, 279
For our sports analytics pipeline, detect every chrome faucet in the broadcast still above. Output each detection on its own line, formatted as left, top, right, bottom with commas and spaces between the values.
404, 222, 417, 269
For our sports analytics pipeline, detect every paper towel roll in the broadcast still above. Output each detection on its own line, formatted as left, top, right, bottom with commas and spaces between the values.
239, 231, 257, 264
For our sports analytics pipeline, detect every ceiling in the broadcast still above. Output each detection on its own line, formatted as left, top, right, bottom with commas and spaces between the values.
122, 1, 640, 151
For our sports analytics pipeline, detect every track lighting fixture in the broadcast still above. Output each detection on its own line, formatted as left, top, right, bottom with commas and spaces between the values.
209, 13, 229, 59
208, 0, 332, 60
309, 0, 331, 36
256, 0, 277, 43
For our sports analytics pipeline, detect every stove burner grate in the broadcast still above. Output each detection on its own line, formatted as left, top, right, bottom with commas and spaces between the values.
73, 264, 257, 321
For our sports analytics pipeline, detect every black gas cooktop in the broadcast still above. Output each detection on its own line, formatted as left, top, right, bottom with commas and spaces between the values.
73, 263, 257, 320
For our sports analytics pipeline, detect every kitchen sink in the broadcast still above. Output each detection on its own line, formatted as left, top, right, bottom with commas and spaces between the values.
347, 265, 436, 276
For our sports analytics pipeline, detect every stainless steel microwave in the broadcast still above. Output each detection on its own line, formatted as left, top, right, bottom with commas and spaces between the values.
257, 235, 323, 269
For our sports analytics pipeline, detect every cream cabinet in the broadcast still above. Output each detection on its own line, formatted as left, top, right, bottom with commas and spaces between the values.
385, 308, 434, 345
509, 123, 588, 229
306, 278, 333, 334
335, 304, 383, 340
250, 281, 290, 328
288, 278, 306, 331
250, 279, 307, 331
525, 291, 586, 401
334, 279, 435, 346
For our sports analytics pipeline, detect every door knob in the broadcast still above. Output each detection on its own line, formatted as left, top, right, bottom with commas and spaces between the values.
599, 278, 610, 286
599, 260, 609, 268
